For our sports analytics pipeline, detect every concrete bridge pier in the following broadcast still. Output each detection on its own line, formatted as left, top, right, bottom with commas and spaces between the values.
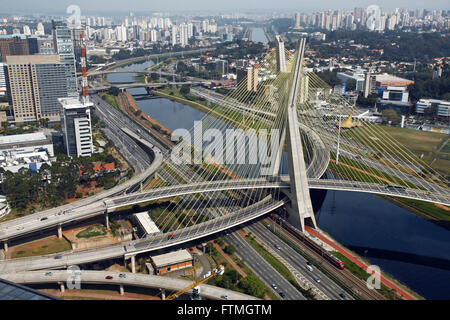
160, 288, 166, 300
3, 240, 7, 253
58, 282, 65, 293
104, 212, 110, 230
57, 225, 63, 239
131, 255, 136, 273
125, 255, 137, 273
119, 285, 124, 295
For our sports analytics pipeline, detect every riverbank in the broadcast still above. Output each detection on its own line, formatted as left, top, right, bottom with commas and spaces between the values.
115, 92, 173, 148
378, 195, 450, 230
306, 226, 423, 300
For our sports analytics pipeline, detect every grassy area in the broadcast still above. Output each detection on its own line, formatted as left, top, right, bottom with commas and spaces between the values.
332, 252, 422, 300
12, 238, 72, 259
342, 125, 450, 175
135, 74, 147, 83
329, 152, 418, 188
76, 224, 108, 239
379, 195, 450, 222
99, 92, 119, 109
244, 234, 316, 299
161, 163, 187, 183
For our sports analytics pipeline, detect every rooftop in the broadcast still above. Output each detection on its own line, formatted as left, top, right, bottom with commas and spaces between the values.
418, 99, 450, 105
375, 73, 414, 85
0, 34, 27, 39
133, 212, 160, 235
0, 132, 49, 146
151, 250, 193, 268
6, 54, 60, 65
58, 97, 94, 109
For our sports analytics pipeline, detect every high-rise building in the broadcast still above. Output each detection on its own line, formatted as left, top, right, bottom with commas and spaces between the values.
52, 21, 78, 97
0, 63, 7, 96
247, 67, 259, 92
36, 23, 45, 35
0, 63, 8, 96
23, 25, 31, 36
6, 55, 67, 123
0, 34, 38, 62
179, 24, 189, 47
275, 35, 286, 73
216, 60, 228, 74
171, 25, 178, 46
150, 29, 158, 42
59, 97, 93, 158
295, 13, 301, 28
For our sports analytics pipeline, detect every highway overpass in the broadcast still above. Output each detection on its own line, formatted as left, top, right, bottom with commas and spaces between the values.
1, 177, 448, 244
0, 270, 257, 300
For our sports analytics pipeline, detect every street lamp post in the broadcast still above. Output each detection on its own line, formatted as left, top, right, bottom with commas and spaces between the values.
336, 115, 342, 165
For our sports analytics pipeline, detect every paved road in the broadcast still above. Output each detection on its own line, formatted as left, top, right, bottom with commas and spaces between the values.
248, 222, 351, 300
0, 270, 257, 300
225, 231, 305, 300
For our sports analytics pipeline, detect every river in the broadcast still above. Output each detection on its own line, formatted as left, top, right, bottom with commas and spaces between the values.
251, 27, 268, 44
107, 63, 450, 300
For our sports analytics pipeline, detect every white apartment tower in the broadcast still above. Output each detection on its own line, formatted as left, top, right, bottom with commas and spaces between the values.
59, 97, 94, 158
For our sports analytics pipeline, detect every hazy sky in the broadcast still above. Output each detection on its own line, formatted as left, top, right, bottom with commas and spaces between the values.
1, 0, 449, 14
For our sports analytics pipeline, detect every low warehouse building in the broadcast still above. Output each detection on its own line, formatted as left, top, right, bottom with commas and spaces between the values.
150, 250, 193, 275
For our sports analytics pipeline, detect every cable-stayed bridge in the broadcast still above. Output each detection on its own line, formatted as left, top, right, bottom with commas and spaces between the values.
0, 39, 449, 272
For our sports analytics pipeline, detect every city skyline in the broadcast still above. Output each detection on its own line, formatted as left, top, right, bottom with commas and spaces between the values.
1, 0, 450, 15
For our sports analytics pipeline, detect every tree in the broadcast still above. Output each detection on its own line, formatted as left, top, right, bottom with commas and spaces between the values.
345, 78, 357, 91
317, 70, 341, 87
39, 118, 49, 128
107, 86, 120, 96
150, 72, 159, 81
180, 84, 191, 95
239, 274, 265, 298
381, 109, 401, 124
224, 245, 236, 255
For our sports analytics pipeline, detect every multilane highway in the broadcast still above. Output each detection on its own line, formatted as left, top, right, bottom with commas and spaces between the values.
225, 231, 306, 300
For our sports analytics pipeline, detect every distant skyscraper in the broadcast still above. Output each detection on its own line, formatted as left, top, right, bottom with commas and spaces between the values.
116, 25, 127, 42
295, 13, 301, 28
0, 34, 38, 62
52, 21, 78, 98
36, 23, 45, 35
23, 25, 31, 35
150, 29, 158, 42
7, 55, 67, 122
171, 25, 178, 46
179, 24, 189, 47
